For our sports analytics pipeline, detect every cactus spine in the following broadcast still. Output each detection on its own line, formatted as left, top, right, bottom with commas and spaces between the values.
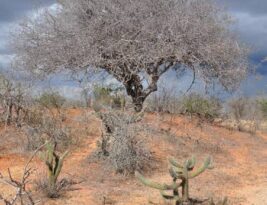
42, 142, 69, 194
135, 156, 213, 205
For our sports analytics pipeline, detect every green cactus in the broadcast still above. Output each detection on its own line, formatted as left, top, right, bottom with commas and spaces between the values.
135, 156, 213, 205
42, 142, 69, 195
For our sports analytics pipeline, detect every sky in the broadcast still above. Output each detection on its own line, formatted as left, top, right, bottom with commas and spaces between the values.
0, 0, 267, 98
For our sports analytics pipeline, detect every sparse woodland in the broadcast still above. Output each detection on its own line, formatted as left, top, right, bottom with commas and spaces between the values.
0, 0, 266, 205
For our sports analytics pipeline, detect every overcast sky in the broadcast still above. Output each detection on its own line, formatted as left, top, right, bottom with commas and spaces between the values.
0, 0, 267, 97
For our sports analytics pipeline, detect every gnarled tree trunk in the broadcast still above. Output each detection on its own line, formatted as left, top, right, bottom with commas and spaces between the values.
124, 74, 159, 112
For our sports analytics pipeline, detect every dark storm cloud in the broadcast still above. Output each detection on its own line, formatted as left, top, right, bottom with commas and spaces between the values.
0, 0, 56, 62
220, 0, 267, 16
0, 0, 267, 97
0, 0, 55, 23
219, 1, 267, 76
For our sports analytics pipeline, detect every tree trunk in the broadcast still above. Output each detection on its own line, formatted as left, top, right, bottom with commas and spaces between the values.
111, 71, 161, 112
133, 96, 145, 112
124, 74, 149, 112
6, 103, 13, 126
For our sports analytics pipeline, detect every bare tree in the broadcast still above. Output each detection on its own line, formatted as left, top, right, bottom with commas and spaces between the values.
0, 74, 31, 127
12, 0, 249, 111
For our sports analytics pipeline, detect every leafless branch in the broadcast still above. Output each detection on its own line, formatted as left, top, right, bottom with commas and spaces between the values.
0, 142, 48, 205
11, 0, 249, 111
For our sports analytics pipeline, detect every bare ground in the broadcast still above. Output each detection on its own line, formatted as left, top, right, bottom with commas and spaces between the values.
0, 109, 266, 205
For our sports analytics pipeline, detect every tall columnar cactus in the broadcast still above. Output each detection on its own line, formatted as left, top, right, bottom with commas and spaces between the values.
135, 156, 213, 205
42, 142, 69, 195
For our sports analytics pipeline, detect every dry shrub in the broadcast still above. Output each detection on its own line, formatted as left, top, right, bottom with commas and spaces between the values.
109, 124, 151, 175
92, 85, 126, 111
227, 97, 262, 133
145, 85, 182, 114
22, 108, 73, 151
93, 110, 152, 175
37, 91, 66, 109
39, 116, 72, 148
23, 126, 45, 151
34, 174, 75, 198
227, 97, 247, 123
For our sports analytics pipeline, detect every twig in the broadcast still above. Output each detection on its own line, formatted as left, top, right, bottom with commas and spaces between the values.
0, 142, 48, 205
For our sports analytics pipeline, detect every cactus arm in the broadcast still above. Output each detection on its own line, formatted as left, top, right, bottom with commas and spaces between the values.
47, 142, 54, 164
45, 144, 55, 173
182, 161, 189, 201
54, 151, 69, 180
60, 150, 69, 161
160, 191, 182, 202
45, 161, 53, 172
187, 155, 196, 170
169, 167, 183, 179
169, 167, 178, 179
169, 158, 183, 168
189, 156, 211, 179
135, 172, 180, 190
220, 197, 228, 205
160, 191, 175, 200
53, 153, 60, 175
41, 141, 69, 193
210, 198, 215, 205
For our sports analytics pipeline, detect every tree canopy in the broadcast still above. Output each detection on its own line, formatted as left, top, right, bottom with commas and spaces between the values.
12, 0, 249, 111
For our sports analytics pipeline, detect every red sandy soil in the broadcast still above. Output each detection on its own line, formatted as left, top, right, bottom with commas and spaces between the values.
0, 109, 266, 205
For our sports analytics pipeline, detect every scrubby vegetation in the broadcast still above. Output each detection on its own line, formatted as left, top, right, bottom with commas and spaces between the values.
0, 0, 266, 204
146, 91, 222, 121
23, 108, 72, 151
258, 98, 267, 119
92, 110, 151, 175
92, 85, 126, 110
37, 92, 66, 110
180, 94, 221, 120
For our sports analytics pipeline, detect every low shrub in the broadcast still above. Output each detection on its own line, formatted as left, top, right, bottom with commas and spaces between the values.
93, 85, 126, 110
35, 174, 73, 198
37, 91, 66, 109
23, 108, 72, 151
145, 85, 181, 113
258, 98, 267, 119
93, 110, 151, 175
109, 124, 151, 175
227, 97, 262, 133
180, 93, 221, 120
93, 85, 113, 106
227, 97, 247, 122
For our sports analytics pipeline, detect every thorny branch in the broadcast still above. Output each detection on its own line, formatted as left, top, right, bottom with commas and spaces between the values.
0, 143, 48, 205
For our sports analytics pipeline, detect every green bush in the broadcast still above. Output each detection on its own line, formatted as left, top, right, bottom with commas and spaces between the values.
181, 93, 221, 120
93, 85, 126, 110
93, 86, 113, 105
38, 92, 66, 108
258, 98, 267, 118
